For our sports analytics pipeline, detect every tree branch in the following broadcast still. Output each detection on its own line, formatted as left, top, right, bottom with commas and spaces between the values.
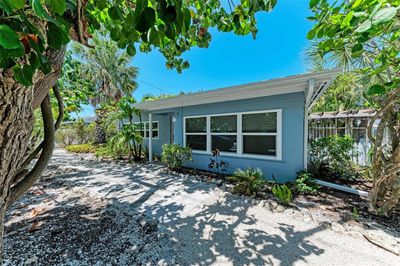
14, 85, 64, 180
7, 94, 55, 208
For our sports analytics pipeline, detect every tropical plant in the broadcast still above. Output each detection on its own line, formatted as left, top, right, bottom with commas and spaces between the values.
106, 96, 144, 161
58, 51, 94, 120
72, 31, 139, 143
227, 168, 266, 196
294, 171, 320, 194
72, 30, 139, 105
161, 144, 192, 170
272, 184, 293, 204
308, 0, 400, 215
0, 0, 276, 257
309, 135, 356, 179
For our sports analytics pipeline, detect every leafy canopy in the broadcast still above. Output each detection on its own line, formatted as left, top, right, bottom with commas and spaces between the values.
0, 0, 277, 86
307, 0, 400, 99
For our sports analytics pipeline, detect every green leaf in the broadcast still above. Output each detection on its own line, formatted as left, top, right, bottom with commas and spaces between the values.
307, 28, 317, 40
309, 0, 320, 9
371, 7, 398, 25
341, 11, 354, 29
13, 64, 34, 86
352, 0, 364, 9
47, 22, 69, 49
108, 6, 123, 20
135, 0, 148, 16
136, 7, 155, 33
355, 20, 371, 33
126, 44, 136, 56
0, 25, 21, 49
5, 0, 24, 9
351, 43, 363, 57
366, 84, 385, 96
32, 0, 53, 21
160, 6, 177, 24
46, 0, 66, 15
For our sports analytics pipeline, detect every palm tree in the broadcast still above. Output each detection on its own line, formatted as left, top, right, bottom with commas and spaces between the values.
303, 40, 375, 112
72, 30, 139, 143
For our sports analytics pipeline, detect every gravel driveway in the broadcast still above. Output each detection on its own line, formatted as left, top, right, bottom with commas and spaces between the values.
6, 149, 399, 265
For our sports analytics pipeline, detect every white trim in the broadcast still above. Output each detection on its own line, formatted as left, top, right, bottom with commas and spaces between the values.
133, 121, 159, 140
304, 79, 314, 169
183, 109, 282, 160
135, 69, 340, 111
149, 114, 153, 162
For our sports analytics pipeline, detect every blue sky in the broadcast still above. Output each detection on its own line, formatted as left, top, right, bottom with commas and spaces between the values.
78, 0, 313, 117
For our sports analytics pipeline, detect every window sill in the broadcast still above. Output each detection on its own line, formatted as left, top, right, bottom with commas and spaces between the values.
191, 151, 284, 162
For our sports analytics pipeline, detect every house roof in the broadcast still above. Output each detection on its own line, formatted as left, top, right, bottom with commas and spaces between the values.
135, 69, 341, 111
63, 116, 96, 125
310, 109, 377, 120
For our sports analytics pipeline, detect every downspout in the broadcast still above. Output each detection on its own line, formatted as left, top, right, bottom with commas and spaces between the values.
304, 79, 314, 169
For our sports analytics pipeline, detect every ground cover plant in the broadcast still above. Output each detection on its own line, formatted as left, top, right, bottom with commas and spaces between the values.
65, 143, 97, 153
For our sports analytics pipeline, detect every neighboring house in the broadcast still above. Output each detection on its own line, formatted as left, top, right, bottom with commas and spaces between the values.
309, 109, 379, 166
62, 115, 97, 125
134, 69, 339, 182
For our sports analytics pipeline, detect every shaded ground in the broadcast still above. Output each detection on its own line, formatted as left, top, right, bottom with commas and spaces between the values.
4, 149, 399, 265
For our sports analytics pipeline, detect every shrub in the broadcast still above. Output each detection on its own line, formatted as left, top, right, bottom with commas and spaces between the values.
56, 128, 78, 148
95, 142, 129, 160
272, 184, 293, 204
161, 144, 192, 169
56, 121, 96, 148
227, 168, 266, 196
294, 171, 320, 194
309, 135, 356, 179
65, 144, 96, 153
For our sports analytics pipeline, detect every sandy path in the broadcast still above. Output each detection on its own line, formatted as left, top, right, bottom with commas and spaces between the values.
8, 149, 399, 265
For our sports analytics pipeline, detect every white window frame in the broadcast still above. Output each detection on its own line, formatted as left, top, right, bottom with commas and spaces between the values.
183, 109, 282, 160
133, 121, 159, 140
183, 116, 208, 153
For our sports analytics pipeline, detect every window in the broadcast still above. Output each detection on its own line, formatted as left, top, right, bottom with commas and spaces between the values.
133, 121, 159, 139
242, 112, 278, 156
211, 115, 237, 153
184, 110, 281, 159
185, 117, 207, 151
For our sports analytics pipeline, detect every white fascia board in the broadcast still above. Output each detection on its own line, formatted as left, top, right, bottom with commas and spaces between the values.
136, 69, 341, 111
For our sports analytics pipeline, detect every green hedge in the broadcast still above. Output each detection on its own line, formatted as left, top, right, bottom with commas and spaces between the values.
65, 144, 97, 153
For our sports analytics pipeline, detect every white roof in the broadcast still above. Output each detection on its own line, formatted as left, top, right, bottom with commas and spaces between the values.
135, 69, 340, 111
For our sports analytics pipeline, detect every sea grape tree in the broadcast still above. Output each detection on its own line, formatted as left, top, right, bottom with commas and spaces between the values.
308, 0, 400, 215
0, 0, 277, 257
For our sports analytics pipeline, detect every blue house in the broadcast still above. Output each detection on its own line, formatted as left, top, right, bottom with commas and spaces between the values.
134, 70, 339, 182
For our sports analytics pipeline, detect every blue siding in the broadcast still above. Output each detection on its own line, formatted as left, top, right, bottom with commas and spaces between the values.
133, 114, 171, 155
142, 92, 305, 183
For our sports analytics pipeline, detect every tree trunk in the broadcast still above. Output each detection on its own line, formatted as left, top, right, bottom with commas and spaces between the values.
0, 69, 35, 258
0, 46, 65, 260
368, 89, 400, 215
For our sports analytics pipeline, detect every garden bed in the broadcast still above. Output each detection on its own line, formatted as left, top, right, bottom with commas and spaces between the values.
166, 166, 400, 237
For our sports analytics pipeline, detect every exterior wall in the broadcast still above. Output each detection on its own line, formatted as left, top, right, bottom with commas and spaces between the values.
142, 92, 305, 183
132, 113, 171, 155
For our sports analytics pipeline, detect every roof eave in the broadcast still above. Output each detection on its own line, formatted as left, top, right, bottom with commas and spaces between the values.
135, 69, 341, 111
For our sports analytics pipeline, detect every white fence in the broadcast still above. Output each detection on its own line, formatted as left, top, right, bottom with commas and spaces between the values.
308, 116, 373, 166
